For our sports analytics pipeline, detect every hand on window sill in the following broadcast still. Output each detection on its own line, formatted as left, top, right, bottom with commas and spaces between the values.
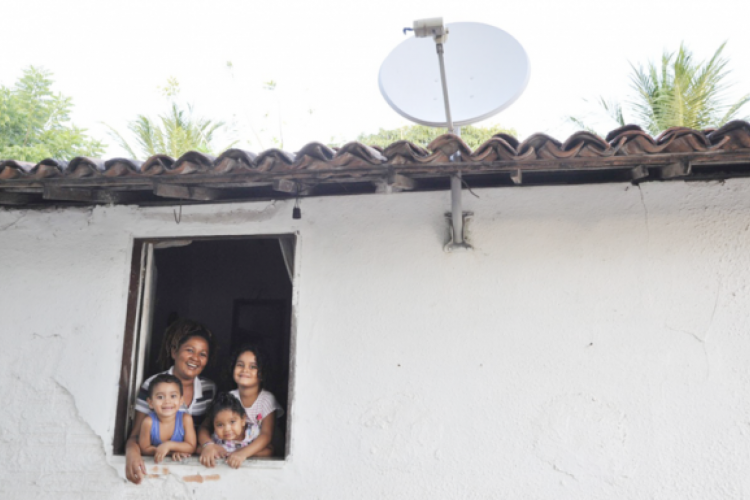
109, 453, 284, 482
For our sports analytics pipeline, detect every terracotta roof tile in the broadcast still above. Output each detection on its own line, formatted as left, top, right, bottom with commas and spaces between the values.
470, 135, 530, 162
706, 120, 750, 150
0, 160, 35, 179
4, 122, 750, 207
255, 149, 295, 172
560, 131, 613, 158
214, 149, 258, 174
65, 157, 106, 178
654, 127, 713, 153
140, 155, 175, 176
294, 142, 337, 170
382, 140, 430, 164
169, 151, 215, 175
604, 124, 643, 143
610, 126, 668, 155
330, 142, 388, 168
426, 133, 472, 162
103, 158, 143, 177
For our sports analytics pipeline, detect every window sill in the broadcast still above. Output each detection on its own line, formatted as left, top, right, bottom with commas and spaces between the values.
108, 455, 285, 483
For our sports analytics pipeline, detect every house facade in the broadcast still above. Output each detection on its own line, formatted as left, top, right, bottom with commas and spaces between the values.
2, 124, 750, 498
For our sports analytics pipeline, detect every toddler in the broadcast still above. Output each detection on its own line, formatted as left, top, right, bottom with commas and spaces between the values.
138, 374, 197, 463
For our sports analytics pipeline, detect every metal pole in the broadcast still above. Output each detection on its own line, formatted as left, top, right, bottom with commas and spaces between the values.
437, 42, 463, 245
450, 171, 463, 245
436, 43, 453, 134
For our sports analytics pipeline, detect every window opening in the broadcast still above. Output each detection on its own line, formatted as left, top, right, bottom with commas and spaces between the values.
114, 235, 296, 459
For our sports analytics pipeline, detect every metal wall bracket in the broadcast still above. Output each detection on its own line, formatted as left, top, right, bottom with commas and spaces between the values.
444, 211, 473, 252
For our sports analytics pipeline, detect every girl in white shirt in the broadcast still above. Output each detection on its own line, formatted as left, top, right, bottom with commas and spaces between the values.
199, 344, 283, 468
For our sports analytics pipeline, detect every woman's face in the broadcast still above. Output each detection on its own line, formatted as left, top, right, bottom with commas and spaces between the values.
171, 336, 209, 380
233, 351, 260, 390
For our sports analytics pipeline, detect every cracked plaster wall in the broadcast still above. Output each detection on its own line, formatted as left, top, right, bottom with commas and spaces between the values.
2, 180, 750, 499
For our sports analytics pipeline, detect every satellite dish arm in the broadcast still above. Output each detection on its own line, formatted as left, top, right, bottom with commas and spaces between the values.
435, 42, 454, 135
411, 17, 454, 133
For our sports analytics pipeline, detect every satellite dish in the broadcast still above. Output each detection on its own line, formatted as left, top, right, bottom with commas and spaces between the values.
378, 22, 530, 127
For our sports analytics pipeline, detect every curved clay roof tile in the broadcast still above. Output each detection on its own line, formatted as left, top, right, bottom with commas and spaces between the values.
213, 149, 258, 174
382, 141, 431, 165
517, 134, 564, 159
560, 131, 614, 158
490, 133, 521, 149
706, 120, 750, 150
426, 134, 473, 163
66, 157, 106, 178
0, 160, 35, 180
605, 124, 645, 143
654, 127, 712, 153
331, 142, 388, 168
294, 142, 337, 170
169, 151, 216, 175
255, 149, 296, 172
605, 126, 664, 155
470, 136, 524, 162
103, 158, 144, 177
26, 158, 67, 179
140, 155, 175, 176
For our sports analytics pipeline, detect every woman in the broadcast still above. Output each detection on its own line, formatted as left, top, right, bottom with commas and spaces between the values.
125, 319, 216, 484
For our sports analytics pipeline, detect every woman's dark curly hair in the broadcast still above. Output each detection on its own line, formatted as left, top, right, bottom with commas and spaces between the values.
157, 318, 217, 370
226, 343, 270, 390
207, 392, 246, 433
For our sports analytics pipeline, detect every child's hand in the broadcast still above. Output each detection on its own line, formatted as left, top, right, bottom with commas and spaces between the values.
226, 452, 246, 469
171, 451, 191, 462
154, 443, 171, 464
199, 444, 227, 468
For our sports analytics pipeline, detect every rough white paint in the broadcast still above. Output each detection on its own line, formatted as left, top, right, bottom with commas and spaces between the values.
2, 180, 750, 498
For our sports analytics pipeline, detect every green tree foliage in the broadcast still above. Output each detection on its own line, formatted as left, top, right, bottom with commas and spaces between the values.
106, 78, 228, 159
356, 123, 517, 149
630, 42, 749, 135
0, 67, 105, 162
571, 42, 750, 136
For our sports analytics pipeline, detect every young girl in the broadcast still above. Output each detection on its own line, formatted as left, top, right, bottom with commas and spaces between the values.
199, 345, 283, 468
138, 374, 197, 463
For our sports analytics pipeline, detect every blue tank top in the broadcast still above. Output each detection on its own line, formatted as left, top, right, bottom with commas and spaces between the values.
149, 411, 186, 445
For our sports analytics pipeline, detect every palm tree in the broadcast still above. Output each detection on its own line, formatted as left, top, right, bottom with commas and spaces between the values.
569, 42, 749, 136
105, 78, 230, 159
107, 103, 225, 159
631, 42, 749, 135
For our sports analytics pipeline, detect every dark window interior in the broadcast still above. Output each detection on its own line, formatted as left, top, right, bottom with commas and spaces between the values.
146, 237, 293, 457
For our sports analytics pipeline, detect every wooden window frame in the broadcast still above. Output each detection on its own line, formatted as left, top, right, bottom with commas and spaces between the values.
112, 234, 298, 457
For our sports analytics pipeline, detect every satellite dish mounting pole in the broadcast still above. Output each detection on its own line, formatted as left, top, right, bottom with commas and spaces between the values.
435, 39, 466, 247
415, 18, 469, 249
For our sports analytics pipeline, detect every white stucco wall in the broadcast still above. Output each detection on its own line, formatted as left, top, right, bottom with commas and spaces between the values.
2, 179, 750, 499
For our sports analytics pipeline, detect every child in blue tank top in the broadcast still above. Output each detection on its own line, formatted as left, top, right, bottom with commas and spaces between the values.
138, 374, 197, 463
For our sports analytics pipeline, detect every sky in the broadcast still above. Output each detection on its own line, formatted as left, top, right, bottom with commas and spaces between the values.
3, 0, 750, 158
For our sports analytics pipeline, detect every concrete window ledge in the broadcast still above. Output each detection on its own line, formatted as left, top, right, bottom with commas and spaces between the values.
107, 455, 285, 483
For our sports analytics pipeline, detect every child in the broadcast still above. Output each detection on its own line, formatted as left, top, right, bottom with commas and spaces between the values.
199, 345, 283, 468
138, 374, 197, 463
203, 392, 254, 468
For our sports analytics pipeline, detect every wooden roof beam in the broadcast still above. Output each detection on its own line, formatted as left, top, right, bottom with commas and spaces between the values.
631, 165, 649, 181
510, 169, 522, 185
0, 192, 39, 205
43, 186, 140, 204
153, 183, 223, 201
272, 179, 314, 196
659, 160, 691, 179
374, 173, 417, 193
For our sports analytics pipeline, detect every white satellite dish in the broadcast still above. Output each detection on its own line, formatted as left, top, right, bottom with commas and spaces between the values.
378, 22, 530, 128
